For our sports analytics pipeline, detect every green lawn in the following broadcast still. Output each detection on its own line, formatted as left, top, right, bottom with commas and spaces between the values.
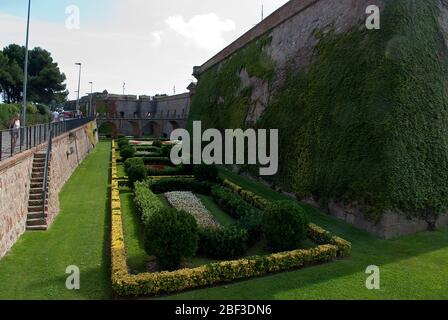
196, 194, 236, 227
0, 142, 112, 300
155, 168, 448, 300
1, 145, 447, 300
120, 187, 153, 274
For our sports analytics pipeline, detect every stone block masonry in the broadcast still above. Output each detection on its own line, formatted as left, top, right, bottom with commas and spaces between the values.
0, 121, 98, 259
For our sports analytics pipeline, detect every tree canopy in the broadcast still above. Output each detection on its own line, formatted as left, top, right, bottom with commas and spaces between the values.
0, 44, 68, 104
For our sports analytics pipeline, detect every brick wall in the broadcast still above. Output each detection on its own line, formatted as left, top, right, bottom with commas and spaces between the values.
0, 121, 98, 259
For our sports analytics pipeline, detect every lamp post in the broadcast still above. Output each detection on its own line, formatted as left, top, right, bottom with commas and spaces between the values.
88, 81, 93, 116
75, 62, 82, 113
22, 0, 31, 126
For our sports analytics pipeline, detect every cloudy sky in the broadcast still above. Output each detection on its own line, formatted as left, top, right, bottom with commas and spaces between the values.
0, 0, 289, 100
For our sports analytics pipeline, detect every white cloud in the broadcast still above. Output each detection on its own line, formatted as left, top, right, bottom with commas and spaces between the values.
166, 13, 235, 50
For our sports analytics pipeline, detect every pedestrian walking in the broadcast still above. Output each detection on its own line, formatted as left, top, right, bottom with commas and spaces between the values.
10, 113, 20, 155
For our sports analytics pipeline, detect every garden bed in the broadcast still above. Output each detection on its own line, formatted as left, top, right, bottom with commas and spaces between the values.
110, 140, 351, 297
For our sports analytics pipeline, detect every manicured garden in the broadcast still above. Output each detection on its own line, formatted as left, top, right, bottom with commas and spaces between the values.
111, 138, 350, 297
0, 140, 447, 300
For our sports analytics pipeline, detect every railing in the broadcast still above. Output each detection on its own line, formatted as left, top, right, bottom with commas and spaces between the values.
0, 117, 94, 162
96, 115, 187, 121
42, 128, 53, 218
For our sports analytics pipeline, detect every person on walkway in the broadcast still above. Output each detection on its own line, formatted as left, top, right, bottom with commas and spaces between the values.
52, 110, 59, 123
10, 113, 20, 154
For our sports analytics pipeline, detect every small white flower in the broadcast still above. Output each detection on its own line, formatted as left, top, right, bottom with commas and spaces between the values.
165, 191, 221, 229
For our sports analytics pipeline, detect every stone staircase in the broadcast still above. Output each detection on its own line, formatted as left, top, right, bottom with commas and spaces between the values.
26, 152, 50, 231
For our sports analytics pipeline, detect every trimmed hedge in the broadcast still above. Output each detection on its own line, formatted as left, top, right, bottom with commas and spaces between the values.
262, 201, 309, 252
194, 164, 219, 182
211, 185, 259, 220
308, 223, 351, 258
120, 146, 135, 161
150, 178, 214, 195
134, 181, 164, 225
143, 157, 174, 166
198, 225, 248, 259
124, 158, 145, 174
222, 179, 269, 210
147, 165, 193, 177
144, 207, 199, 271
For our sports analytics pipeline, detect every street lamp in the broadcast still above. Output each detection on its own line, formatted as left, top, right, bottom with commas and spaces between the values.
89, 81, 93, 117
75, 62, 82, 113
22, 0, 31, 127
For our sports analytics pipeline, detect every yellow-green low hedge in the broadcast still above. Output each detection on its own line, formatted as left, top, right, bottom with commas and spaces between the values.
110, 141, 351, 296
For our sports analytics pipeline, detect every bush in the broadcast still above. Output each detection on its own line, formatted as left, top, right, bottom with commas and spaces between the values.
152, 140, 163, 148
143, 157, 174, 166
147, 165, 193, 177
198, 225, 248, 259
120, 146, 135, 161
211, 186, 256, 220
134, 181, 164, 225
144, 208, 199, 271
150, 179, 214, 195
128, 164, 147, 186
124, 157, 145, 174
222, 179, 269, 210
262, 201, 308, 252
194, 164, 219, 182
237, 209, 263, 245
118, 138, 129, 148
161, 144, 174, 157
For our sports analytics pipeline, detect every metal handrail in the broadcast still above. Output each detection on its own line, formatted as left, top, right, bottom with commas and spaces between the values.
0, 117, 94, 162
41, 128, 53, 218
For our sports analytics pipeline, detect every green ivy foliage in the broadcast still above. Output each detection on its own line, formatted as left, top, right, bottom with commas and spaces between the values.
187, 0, 448, 221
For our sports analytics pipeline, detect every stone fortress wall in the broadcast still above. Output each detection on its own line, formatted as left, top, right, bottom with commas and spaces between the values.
191, 0, 448, 238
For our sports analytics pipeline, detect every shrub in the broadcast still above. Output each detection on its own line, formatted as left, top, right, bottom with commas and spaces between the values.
152, 140, 163, 148
222, 179, 269, 210
143, 157, 174, 166
128, 164, 147, 186
211, 186, 256, 220
118, 138, 129, 148
194, 164, 219, 182
150, 179, 214, 195
124, 157, 145, 174
120, 146, 135, 161
262, 201, 308, 252
134, 181, 164, 225
198, 225, 248, 259
144, 208, 199, 271
146, 165, 194, 177
237, 209, 263, 245
161, 144, 174, 157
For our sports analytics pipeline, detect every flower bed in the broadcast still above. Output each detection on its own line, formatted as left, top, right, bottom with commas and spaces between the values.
165, 191, 221, 230
110, 140, 352, 297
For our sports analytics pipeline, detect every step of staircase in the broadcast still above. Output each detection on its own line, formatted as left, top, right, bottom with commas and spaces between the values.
28, 199, 48, 207
34, 153, 46, 159
29, 193, 48, 200
32, 173, 44, 179
28, 205, 48, 213
26, 225, 48, 231
27, 218, 47, 227
27, 212, 48, 220
30, 182, 44, 189
29, 188, 48, 195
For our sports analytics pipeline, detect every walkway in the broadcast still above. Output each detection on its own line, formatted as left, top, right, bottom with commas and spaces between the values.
0, 142, 111, 299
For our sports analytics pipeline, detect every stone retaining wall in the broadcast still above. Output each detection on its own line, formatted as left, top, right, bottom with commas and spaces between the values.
0, 121, 98, 259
